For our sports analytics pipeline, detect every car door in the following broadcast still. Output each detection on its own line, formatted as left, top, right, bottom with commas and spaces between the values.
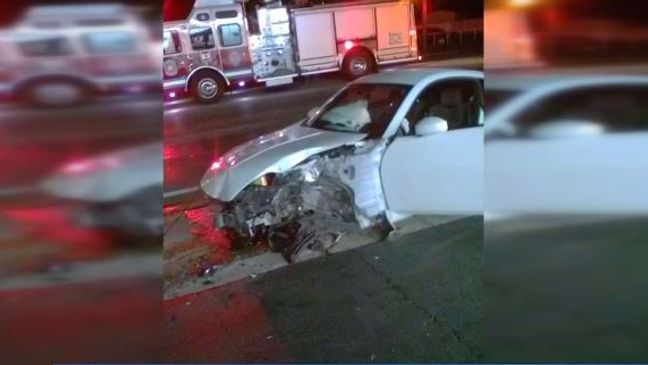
380, 77, 484, 215
486, 83, 648, 215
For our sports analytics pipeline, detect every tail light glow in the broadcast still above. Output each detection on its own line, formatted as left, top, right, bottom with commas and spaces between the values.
344, 40, 354, 50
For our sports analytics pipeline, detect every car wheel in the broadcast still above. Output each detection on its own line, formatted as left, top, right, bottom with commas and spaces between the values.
342, 49, 375, 80
190, 72, 226, 104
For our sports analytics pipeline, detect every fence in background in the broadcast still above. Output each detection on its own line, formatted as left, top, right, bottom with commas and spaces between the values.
418, 18, 483, 57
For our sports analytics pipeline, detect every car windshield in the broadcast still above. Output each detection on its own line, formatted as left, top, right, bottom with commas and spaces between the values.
305, 83, 411, 137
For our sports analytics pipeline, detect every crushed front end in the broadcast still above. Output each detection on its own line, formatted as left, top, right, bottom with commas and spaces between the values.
210, 140, 390, 261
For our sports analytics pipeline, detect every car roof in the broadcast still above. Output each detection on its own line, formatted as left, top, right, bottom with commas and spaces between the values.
353, 68, 483, 87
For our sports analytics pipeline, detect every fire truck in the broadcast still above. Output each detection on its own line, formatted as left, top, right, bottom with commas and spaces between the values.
163, 0, 419, 103
0, 5, 158, 106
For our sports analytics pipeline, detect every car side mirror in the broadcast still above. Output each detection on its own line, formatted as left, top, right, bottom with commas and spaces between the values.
528, 119, 605, 139
415, 116, 448, 136
307, 107, 319, 118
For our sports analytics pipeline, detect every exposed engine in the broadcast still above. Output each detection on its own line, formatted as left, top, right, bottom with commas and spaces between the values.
215, 142, 389, 260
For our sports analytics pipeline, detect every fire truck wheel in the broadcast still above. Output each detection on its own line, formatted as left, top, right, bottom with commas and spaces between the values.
190, 72, 226, 103
342, 49, 375, 80
22, 80, 89, 107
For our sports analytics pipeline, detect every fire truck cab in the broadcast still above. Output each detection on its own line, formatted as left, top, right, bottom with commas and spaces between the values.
163, 0, 418, 104
163, 0, 255, 103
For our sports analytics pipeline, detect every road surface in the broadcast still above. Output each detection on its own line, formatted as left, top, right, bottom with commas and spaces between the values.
484, 215, 648, 362
0, 94, 160, 193
165, 216, 483, 363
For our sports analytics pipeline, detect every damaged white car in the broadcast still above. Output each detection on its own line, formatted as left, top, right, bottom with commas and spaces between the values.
201, 69, 484, 259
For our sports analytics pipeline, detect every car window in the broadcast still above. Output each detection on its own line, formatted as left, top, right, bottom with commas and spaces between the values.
163, 30, 182, 55
485, 89, 517, 114
305, 83, 411, 138
189, 25, 215, 50
82, 31, 137, 54
510, 86, 648, 138
218, 24, 243, 47
195, 13, 210, 21
405, 78, 484, 134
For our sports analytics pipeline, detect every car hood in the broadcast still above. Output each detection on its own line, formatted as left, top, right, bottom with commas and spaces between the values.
201, 124, 366, 201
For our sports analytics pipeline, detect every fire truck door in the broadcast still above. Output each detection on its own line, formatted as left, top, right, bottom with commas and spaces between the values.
293, 11, 338, 73
375, 3, 413, 62
215, 19, 253, 76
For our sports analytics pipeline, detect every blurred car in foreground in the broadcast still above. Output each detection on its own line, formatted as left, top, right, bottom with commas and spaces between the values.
0, 4, 158, 106
485, 74, 648, 217
41, 142, 163, 238
201, 68, 484, 259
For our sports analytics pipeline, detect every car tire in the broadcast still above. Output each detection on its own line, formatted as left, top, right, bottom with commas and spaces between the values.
22, 79, 89, 107
342, 49, 375, 80
189, 71, 226, 104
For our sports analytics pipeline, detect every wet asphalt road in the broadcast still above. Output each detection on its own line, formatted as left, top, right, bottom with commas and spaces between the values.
165, 216, 483, 363
484, 216, 648, 362
0, 96, 164, 365
0, 94, 160, 190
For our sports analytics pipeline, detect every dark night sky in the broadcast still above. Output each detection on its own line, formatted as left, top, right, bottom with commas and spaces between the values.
433, 0, 483, 18
0, 0, 480, 24
6, 0, 643, 28
160, 0, 483, 22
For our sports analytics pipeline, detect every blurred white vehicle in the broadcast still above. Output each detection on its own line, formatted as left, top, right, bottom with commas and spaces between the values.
42, 142, 163, 237
201, 69, 484, 256
486, 75, 648, 217
1, 4, 158, 106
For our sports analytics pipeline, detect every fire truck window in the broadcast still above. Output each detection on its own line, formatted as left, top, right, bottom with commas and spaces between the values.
164, 31, 182, 55
196, 13, 210, 21
30, 21, 62, 29
82, 31, 137, 54
215, 10, 238, 19
17, 36, 72, 57
189, 26, 215, 50
76, 19, 124, 27
218, 24, 243, 47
